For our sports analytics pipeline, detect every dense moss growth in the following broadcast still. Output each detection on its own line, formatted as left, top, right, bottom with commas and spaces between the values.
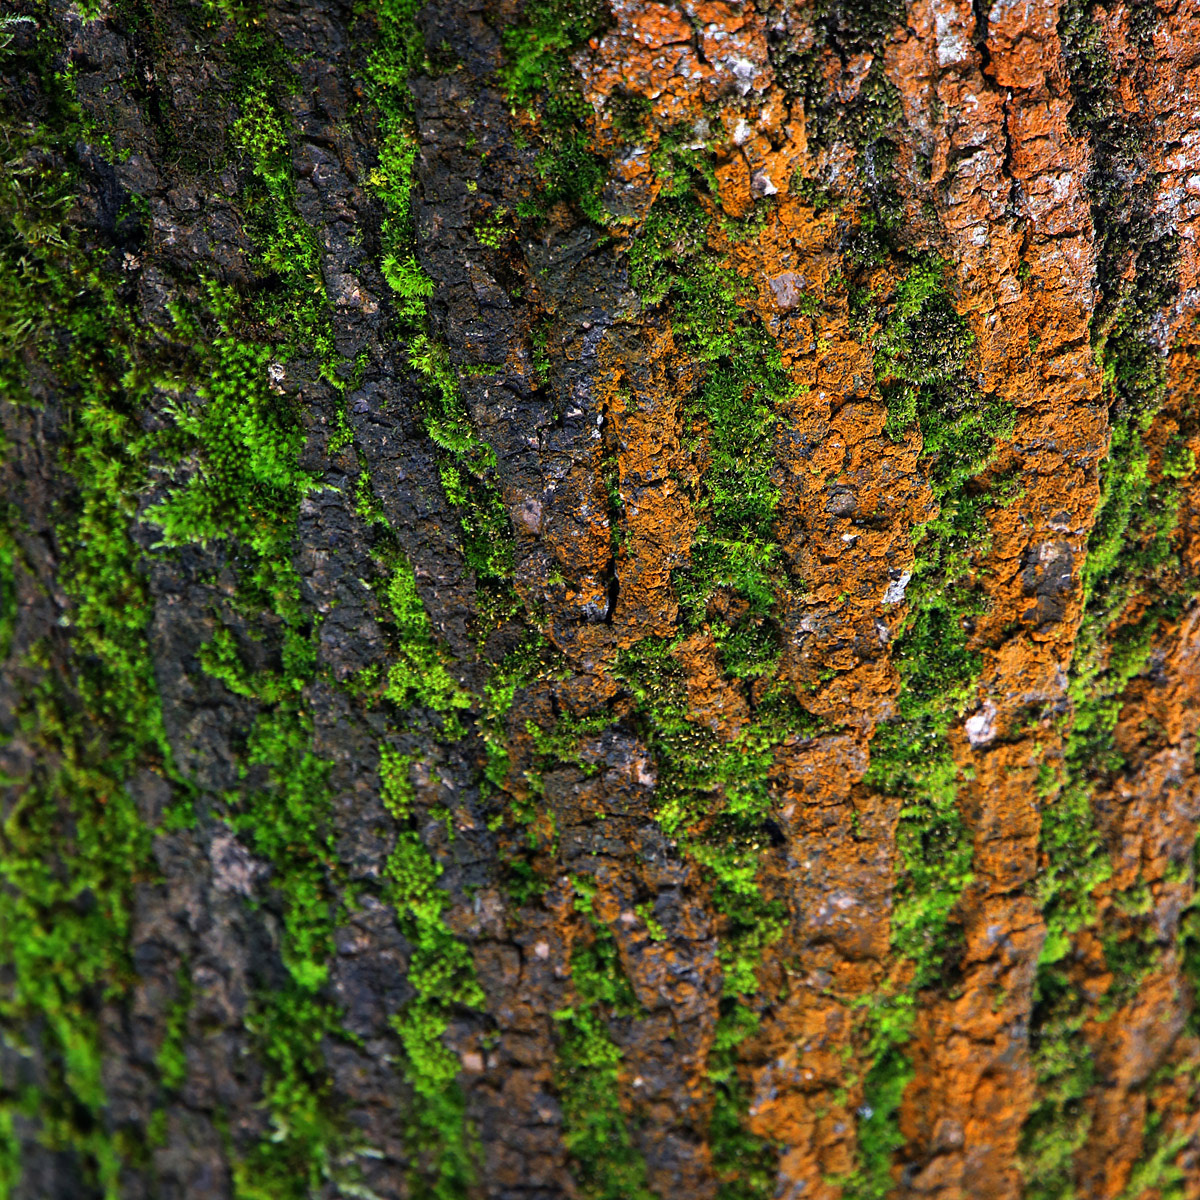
500, 0, 609, 221
629, 195, 797, 620
379, 738, 485, 1199
553, 886, 657, 1200
845, 255, 1016, 1197
0, 20, 175, 1194
1019, 1, 1196, 1193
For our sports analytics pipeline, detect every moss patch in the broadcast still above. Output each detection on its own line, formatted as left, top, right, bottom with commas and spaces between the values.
844, 255, 1015, 1198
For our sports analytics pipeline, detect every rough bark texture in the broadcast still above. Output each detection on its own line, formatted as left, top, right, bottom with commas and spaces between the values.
3, 0, 1200, 1197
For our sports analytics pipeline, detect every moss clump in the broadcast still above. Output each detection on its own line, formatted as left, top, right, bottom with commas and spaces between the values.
0, 32, 179, 1193
379, 745, 486, 1199
1018, 965, 1097, 1197
148, 335, 316, 554
384, 558, 473, 723
500, 0, 609, 222
229, 65, 339, 373
709, 1004, 778, 1200
612, 639, 803, 991
629, 194, 797, 620
553, 887, 657, 1200
841, 257, 1015, 1198
364, 0, 430, 321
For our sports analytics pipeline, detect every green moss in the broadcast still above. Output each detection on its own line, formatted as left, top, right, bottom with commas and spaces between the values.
709, 1004, 777, 1200
0, 1107, 18, 1198
612, 641, 802, 994
147, 335, 316, 555
1116, 1109, 1187, 1200
500, 0, 609, 223
590, 137, 831, 1189
364, 1, 519, 630
227, 67, 340, 376
379, 744, 486, 1199
526, 710, 612, 776
1018, 964, 1096, 1199
1, 3, 496, 1196
155, 972, 194, 1093
0, 32, 180, 1193
384, 557, 472, 723
354, 9, 546, 1180
142, 21, 355, 1195
191, 599, 343, 1197
629, 195, 798, 620
352, 3, 509, 1146
364, 0, 431, 322
838, 257, 1016, 1198
1020, 3, 1193, 1188
553, 896, 657, 1200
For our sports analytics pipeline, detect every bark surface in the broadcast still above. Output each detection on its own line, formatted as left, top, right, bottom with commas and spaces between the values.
3, 0, 1200, 1198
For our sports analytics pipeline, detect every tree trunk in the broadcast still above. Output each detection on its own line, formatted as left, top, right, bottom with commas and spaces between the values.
2, 0, 1200, 1197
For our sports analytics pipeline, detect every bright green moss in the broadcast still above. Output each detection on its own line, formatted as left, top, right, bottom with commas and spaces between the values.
500, 0, 608, 222
525, 635, 800, 1194
192, 593, 343, 1198
604, 149, 820, 1188
355, 8, 534, 1184
384, 558, 473, 721
231, 990, 343, 1200
525, 710, 612, 776
1024, 455, 1191, 1197
629, 195, 798, 620
364, 0, 431, 322
379, 743, 486, 1199
155, 971, 194, 1093
1, 3, 491, 1197
553, 893, 657, 1200
0, 1108, 17, 1198
841, 257, 1016, 1198
0, 35, 183, 1192
147, 336, 316, 555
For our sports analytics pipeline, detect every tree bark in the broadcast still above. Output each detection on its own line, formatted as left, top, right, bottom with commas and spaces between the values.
3, 0, 1200, 1198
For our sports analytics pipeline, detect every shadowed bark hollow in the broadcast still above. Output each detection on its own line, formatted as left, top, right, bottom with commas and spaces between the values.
3, 0, 1200, 1198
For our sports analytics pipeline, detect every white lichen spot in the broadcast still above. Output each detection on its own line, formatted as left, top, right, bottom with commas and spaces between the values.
883, 571, 912, 604
752, 170, 778, 196
965, 699, 998, 747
